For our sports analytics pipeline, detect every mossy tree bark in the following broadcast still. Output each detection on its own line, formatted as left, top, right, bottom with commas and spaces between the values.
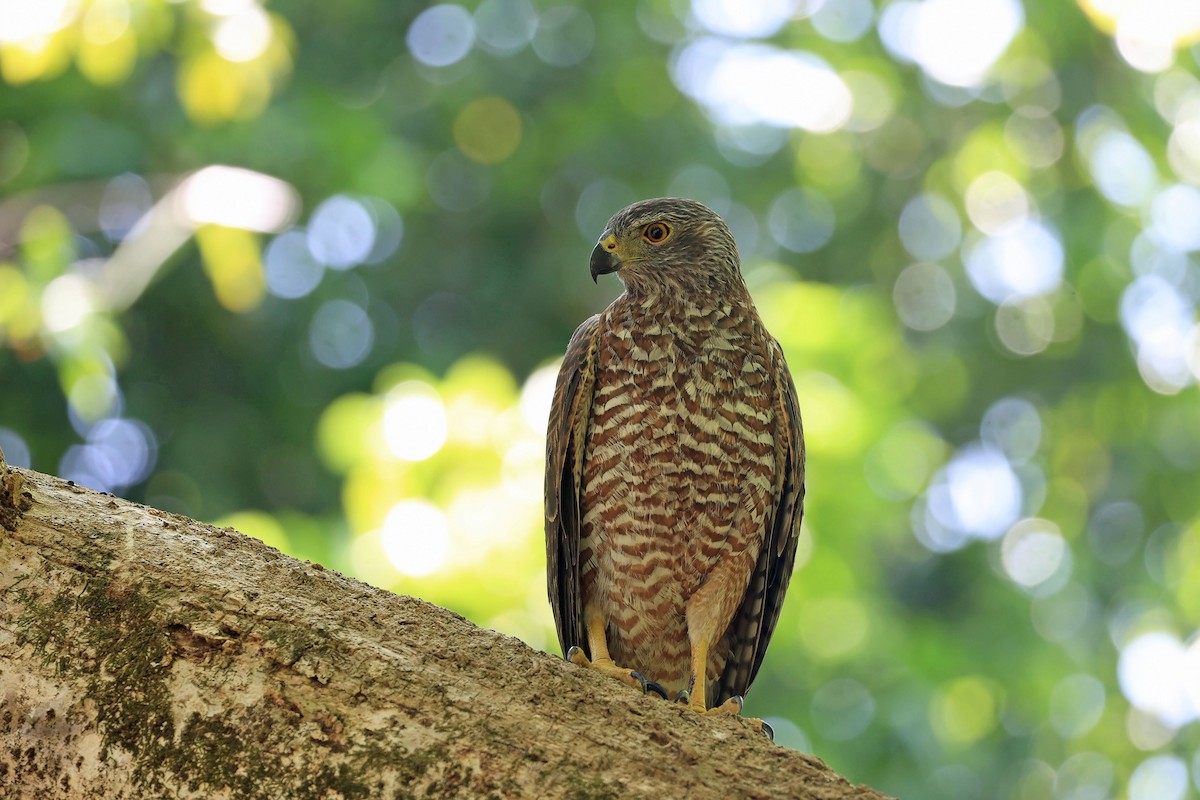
0, 455, 893, 800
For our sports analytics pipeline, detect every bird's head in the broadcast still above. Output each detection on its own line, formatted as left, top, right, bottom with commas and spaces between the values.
589, 198, 743, 296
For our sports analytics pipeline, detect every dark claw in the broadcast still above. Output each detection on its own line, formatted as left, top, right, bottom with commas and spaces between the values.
566, 646, 582, 661
730, 695, 745, 714
631, 672, 669, 700
674, 689, 690, 705
761, 721, 775, 741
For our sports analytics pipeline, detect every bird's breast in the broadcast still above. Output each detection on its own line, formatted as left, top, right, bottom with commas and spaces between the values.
582, 304, 776, 518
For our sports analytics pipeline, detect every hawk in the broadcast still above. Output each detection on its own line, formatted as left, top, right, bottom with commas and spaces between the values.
545, 197, 805, 731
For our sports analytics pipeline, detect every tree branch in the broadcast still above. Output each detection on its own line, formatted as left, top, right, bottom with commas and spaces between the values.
0, 455, 893, 799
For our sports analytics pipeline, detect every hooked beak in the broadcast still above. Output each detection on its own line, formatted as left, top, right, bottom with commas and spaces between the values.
589, 234, 620, 283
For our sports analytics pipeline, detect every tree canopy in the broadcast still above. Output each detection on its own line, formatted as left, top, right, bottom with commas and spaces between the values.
2, 1, 1199, 797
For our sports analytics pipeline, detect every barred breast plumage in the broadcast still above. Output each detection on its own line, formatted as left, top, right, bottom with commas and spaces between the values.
579, 295, 777, 699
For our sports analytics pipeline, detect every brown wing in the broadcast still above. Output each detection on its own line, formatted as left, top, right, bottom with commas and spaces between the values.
545, 314, 602, 657
712, 339, 805, 705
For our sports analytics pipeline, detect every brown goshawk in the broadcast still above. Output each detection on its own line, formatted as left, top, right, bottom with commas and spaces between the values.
545, 197, 805, 731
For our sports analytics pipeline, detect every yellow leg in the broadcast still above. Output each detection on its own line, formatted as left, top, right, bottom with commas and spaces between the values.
680, 574, 772, 737
685, 637, 710, 713
567, 611, 663, 696
682, 637, 742, 716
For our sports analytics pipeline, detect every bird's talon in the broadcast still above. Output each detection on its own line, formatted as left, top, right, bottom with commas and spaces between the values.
638, 676, 668, 700
674, 689, 690, 705
760, 720, 775, 741
566, 646, 590, 668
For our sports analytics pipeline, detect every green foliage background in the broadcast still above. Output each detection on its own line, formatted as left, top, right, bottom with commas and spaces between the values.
2, 1, 1200, 797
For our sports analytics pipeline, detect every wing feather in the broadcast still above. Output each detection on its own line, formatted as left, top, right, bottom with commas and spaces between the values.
545, 314, 602, 657
713, 339, 805, 704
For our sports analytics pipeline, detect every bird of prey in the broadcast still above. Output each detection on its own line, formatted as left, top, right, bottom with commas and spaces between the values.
545, 197, 805, 729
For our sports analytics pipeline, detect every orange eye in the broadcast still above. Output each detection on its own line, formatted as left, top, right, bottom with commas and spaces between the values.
642, 222, 671, 244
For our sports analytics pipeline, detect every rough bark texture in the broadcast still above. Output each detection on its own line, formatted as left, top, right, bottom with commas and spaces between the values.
0, 456, 893, 800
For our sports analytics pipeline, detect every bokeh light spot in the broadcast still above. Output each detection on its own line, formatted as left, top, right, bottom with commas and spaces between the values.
531, 6, 593, 67
575, 178, 636, 240
893, 262, 956, 331
863, 420, 945, 500
213, 6, 273, 63
793, 372, 868, 457
383, 381, 448, 462
41, 274, 94, 333
177, 52, 259, 124
1085, 128, 1158, 208
1168, 118, 1200, 183
0, 427, 32, 468
1120, 275, 1194, 394
811, 679, 875, 741
316, 393, 378, 474
307, 195, 376, 270
811, 0, 875, 43
768, 187, 835, 253
758, 716, 811, 753
77, 0, 136, 86
178, 166, 298, 233
454, 96, 522, 164
21, 204, 73, 280
899, 192, 961, 261
965, 171, 1029, 235
1149, 184, 1200, 252
380, 499, 450, 577
0, 0, 78, 43
965, 218, 1064, 303
667, 164, 731, 216
1001, 518, 1069, 591
879, 0, 1023, 87
66, 368, 121, 424
1128, 754, 1189, 800
1118, 631, 1200, 726
994, 296, 1055, 356
265, 228, 324, 299
1079, 0, 1200, 75
519, 364, 559, 432
691, 0, 802, 38
925, 444, 1021, 543
980, 396, 1041, 463
360, 197, 404, 264
309, 299, 374, 369
407, 5, 475, 68
931, 676, 999, 745
673, 41, 852, 132
59, 417, 157, 494
473, 0, 537, 56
